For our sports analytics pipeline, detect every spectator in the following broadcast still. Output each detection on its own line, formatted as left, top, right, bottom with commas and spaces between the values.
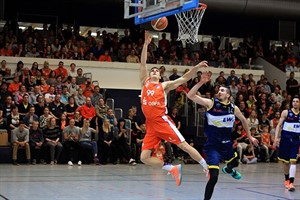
126, 49, 139, 63
39, 107, 52, 129
65, 96, 78, 119
63, 119, 82, 166
98, 118, 117, 165
76, 97, 96, 121
242, 144, 257, 164
79, 119, 100, 165
260, 125, 276, 162
286, 72, 299, 97
41, 61, 52, 80
99, 50, 112, 62
11, 121, 30, 165
90, 86, 103, 106
29, 121, 45, 165
75, 68, 86, 85
43, 117, 63, 165
54, 61, 68, 83
23, 106, 38, 128
48, 94, 66, 119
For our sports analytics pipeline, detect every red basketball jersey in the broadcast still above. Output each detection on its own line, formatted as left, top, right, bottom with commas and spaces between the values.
141, 78, 167, 120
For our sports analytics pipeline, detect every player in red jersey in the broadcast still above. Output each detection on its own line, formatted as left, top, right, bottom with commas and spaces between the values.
139, 31, 208, 186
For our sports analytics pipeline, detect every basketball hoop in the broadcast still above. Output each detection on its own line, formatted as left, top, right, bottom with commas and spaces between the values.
175, 3, 207, 44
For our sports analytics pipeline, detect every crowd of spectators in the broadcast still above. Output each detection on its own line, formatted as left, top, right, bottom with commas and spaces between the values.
0, 20, 299, 71
0, 20, 300, 165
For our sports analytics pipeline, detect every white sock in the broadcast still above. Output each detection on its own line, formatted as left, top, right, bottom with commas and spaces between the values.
199, 158, 208, 169
162, 164, 174, 171
289, 164, 296, 178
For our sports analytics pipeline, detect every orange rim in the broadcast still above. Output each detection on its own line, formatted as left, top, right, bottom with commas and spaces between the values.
195, 3, 207, 10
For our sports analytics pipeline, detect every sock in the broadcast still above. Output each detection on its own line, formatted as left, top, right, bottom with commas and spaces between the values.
162, 162, 174, 171
285, 174, 289, 181
199, 158, 208, 170
289, 165, 296, 183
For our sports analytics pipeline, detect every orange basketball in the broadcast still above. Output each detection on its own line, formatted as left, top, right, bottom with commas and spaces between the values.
151, 17, 168, 31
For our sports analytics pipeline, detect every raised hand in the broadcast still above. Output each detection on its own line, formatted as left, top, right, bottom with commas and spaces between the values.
196, 61, 209, 68
144, 31, 152, 45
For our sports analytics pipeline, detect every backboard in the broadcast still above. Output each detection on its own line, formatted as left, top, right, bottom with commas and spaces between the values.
124, 0, 199, 25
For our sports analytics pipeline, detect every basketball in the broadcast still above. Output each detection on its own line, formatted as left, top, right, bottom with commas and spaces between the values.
151, 17, 168, 31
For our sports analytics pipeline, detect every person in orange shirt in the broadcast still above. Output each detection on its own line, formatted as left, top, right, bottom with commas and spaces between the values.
41, 61, 52, 80
139, 31, 208, 187
99, 50, 112, 62
1, 42, 13, 56
8, 76, 22, 95
54, 61, 68, 82
80, 78, 94, 98
76, 97, 96, 120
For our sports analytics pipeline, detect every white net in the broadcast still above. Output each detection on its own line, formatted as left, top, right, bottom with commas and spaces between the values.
175, 3, 207, 44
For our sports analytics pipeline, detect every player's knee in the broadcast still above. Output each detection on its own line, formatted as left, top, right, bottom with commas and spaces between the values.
227, 157, 239, 169
140, 150, 151, 163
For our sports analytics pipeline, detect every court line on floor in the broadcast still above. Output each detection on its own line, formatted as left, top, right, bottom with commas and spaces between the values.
237, 187, 299, 200
0, 194, 9, 200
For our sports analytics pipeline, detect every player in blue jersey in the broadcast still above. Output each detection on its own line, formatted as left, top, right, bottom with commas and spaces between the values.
273, 95, 300, 192
187, 72, 258, 200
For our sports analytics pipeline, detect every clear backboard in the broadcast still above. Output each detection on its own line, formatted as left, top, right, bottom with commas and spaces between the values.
124, 0, 199, 25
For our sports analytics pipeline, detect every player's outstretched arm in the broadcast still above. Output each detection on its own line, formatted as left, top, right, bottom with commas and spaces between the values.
273, 110, 287, 148
140, 31, 152, 85
164, 61, 208, 93
187, 71, 212, 109
235, 106, 259, 146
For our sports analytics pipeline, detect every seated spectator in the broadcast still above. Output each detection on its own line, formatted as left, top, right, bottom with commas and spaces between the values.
95, 98, 109, 125
67, 77, 79, 96
39, 78, 50, 94
242, 144, 257, 164
74, 110, 83, 127
126, 49, 139, 63
43, 117, 63, 165
98, 118, 117, 164
29, 121, 45, 165
260, 125, 276, 162
90, 86, 103, 106
29, 85, 42, 105
1, 42, 13, 56
60, 86, 70, 105
232, 123, 248, 161
68, 63, 77, 78
79, 118, 100, 165
81, 78, 94, 98
25, 46, 40, 58
23, 106, 38, 128
8, 75, 22, 95
18, 94, 32, 119
11, 121, 30, 165
39, 107, 52, 129
75, 88, 86, 107
14, 85, 29, 105
75, 68, 86, 85
54, 61, 68, 83
41, 61, 52, 80
65, 96, 78, 120
63, 119, 82, 166
48, 94, 66, 119
99, 50, 112, 62
76, 97, 96, 121
46, 71, 57, 86
247, 110, 259, 133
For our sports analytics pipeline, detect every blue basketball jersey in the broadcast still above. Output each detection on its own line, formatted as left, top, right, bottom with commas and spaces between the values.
204, 98, 235, 144
281, 109, 300, 138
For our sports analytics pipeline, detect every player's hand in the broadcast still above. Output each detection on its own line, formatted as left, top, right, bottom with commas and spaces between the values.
203, 168, 209, 178
144, 31, 152, 45
250, 136, 259, 146
197, 60, 208, 68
